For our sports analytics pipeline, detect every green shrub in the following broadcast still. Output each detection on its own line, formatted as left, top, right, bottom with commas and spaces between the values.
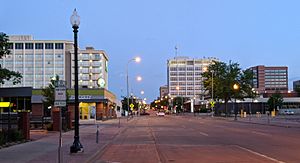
0, 132, 5, 145
10, 130, 23, 141
0, 129, 24, 145
46, 123, 53, 131
200, 108, 208, 113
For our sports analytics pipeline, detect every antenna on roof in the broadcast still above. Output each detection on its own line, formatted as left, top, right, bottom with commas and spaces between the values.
175, 45, 178, 58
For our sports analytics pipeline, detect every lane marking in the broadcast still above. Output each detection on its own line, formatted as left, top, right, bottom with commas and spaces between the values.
199, 132, 209, 137
251, 131, 270, 137
235, 145, 286, 163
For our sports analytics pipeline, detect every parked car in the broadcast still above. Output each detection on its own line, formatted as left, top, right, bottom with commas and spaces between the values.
283, 110, 295, 115
156, 112, 165, 116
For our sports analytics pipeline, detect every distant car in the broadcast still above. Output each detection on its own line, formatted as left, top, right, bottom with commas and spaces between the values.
156, 112, 165, 116
140, 112, 150, 116
283, 110, 295, 115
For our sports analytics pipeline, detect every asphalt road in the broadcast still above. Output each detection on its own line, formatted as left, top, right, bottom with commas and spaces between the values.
92, 114, 300, 163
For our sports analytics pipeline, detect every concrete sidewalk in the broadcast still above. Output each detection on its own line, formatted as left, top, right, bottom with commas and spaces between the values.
0, 118, 126, 163
230, 115, 300, 128
179, 113, 300, 128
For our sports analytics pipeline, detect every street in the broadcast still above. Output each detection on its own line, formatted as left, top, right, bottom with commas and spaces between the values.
91, 114, 300, 163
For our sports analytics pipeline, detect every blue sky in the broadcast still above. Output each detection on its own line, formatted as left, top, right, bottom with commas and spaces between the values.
2, 0, 300, 101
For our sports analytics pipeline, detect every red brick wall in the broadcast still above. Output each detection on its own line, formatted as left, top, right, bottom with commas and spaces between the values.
31, 103, 43, 117
52, 110, 60, 131
96, 103, 104, 120
67, 104, 75, 120
18, 112, 30, 140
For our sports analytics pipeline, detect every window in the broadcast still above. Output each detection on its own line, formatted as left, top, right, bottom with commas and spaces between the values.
25, 43, 33, 49
45, 43, 53, 49
15, 43, 23, 49
94, 54, 101, 60
170, 67, 177, 71
187, 72, 193, 76
178, 67, 186, 71
55, 43, 64, 49
187, 67, 194, 71
35, 43, 43, 49
187, 61, 194, 65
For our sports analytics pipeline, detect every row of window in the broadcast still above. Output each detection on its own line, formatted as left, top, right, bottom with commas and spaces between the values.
265, 76, 286, 79
75, 53, 102, 60
265, 82, 287, 85
169, 67, 204, 71
265, 73, 287, 75
265, 79, 287, 82
170, 72, 203, 76
265, 85, 287, 88
10, 43, 64, 50
169, 77, 203, 81
265, 69, 287, 73
79, 61, 101, 67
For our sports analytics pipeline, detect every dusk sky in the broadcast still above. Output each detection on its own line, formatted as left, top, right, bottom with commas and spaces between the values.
2, 0, 300, 102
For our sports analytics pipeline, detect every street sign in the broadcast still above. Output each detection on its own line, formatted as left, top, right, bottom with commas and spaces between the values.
55, 88, 66, 101
54, 101, 66, 107
210, 101, 215, 107
130, 103, 134, 109
116, 111, 122, 118
55, 80, 66, 107
55, 80, 66, 87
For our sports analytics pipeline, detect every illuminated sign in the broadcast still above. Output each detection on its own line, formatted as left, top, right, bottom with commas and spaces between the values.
0, 102, 11, 107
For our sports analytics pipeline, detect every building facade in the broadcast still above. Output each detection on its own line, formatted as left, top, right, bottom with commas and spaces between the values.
71, 47, 108, 89
293, 80, 300, 92
249, 65, 288, 94
159, 85, 168, 98
167, 57, 218, 99
0, 35, 73, 88
0, 36, 109, 90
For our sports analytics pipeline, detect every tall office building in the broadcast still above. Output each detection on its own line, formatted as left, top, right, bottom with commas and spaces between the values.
0, 35, 73, 88
249, 65, 288, 94
0, 35, 109, 89
293, 80, 300, 91
71, 47, 109, 89
159, 85, 168, 98
167, 56, 218, 99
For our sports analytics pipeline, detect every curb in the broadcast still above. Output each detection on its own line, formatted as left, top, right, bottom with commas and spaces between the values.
216, 117, 300, 128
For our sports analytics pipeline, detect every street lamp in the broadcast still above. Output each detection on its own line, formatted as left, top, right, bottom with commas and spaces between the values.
126, 57, 141, 119
70, 9, 83, 153
211, 70, 214, 117
136, 76, 142, 82
233, 83, 239, 121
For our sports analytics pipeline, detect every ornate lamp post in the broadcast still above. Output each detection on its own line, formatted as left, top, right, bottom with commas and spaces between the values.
211, 70, 214, 117
70, 9, 83, 153
233, 83, 240, 121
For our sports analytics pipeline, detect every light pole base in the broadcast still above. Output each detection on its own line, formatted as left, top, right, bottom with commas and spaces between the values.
70, 138, 84, 153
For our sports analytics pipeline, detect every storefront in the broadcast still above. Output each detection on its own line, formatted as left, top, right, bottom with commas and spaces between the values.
31, 88, 117, 121
64, 88, 117, 121
0, 87, 32, 113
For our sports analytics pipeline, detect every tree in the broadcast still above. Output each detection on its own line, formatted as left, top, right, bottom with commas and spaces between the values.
0, 32, 22, 85
202, 61, 253, 116
42, 75, 69, 116
42, 75, 59, 108
173, 96, 185, 113
267, 92, 283, 112
121, 96, 139, 113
